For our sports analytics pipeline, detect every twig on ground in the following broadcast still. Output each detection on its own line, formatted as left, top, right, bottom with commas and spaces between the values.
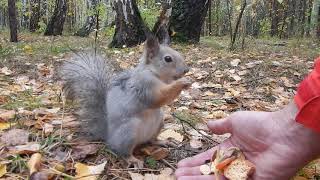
172, 113, 217, 144
161, 159, 176, 170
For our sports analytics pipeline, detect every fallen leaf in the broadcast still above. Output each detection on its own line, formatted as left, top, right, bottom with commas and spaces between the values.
0, 110, 16, 121
238, 70, 248, 76
43, 123, 54, 135
129, 172, 144, 180
45, 108, 60, 114
205, 111, 227, 119
23, 45, 33, 54
0, 96, 8, 104
0, 129, 29, 146
203, 91, 216, 97
0, 163, 7, 178
72, 144, 100, 160
0, 122, 16, 130
52, 147, 69, 162
281, 77, 295, 88
9, 143, 41, 155
230, 74, 242, 81
28, 153, 42, 175
230, 59, 241, 67
0, 67, 13, 75
75, 161, 107, 180
141, 146, 169, 160
158, 129, 184, 143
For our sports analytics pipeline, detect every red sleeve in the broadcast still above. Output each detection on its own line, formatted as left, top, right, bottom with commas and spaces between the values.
295, 57, 320, 132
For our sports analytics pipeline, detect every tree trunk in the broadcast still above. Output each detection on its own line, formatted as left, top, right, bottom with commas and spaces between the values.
299, 0, 307, 36
279, 0, 288, 38
288, 0, 296, 37
227, 0, 233, 43
208, 0, 212, 35
44, 0, 68, 36
109, 0, 149, 48
270, 0, 280, 36
306, 0, 314, 37
30, 0, 41, 32
169, 0, 209, 43
214, 0, 221, 36
8, 0, 18, 42
152, 0, 172, 44
317, 5, 320, 39
230, 0, 246, 49
75, 0, 98, 37
21, 0, 29, 29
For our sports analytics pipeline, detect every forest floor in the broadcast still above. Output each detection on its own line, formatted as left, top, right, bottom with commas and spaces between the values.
0, 32, 320, 179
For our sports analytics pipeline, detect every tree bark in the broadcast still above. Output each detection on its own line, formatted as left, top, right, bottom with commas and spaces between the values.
208, 0, 212, 35
152, 0, 172, 44
306, 0, 314, 37
279, 0, 290, 38
109, 0, 149, 48
227, 0, 233, 43
169, 0, 209, 43
230, 0, 246, 49
288, 0, 296, 37
30, 0, 41, 32
8, 0, 18, 42
75, 0, 98, 37
44, 0, 68, 36
299, 0, 307, 36
317, 5, 320, 39
270, 0, 280, 36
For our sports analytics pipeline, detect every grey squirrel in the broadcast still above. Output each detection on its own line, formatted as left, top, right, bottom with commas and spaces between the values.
60, 36, 191, 168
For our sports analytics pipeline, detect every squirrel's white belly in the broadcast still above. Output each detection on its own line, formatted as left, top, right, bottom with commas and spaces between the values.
135, 108, 163, 145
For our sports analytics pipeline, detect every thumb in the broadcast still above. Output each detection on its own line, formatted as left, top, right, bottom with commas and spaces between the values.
208, 118, 232, 135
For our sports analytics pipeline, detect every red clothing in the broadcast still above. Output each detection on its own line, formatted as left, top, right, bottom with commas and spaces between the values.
295, 57, 320, 132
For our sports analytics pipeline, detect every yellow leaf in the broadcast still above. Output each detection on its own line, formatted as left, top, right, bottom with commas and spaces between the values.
23, 45, 33, 54
157, 129, 184, 143
0, 164, 7, 178
0, 122, 16, 130
75, 161, 107, 180
27, 153, 42, 175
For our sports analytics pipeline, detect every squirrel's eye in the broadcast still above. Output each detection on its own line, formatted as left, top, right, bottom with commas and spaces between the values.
164, 56, 173, 63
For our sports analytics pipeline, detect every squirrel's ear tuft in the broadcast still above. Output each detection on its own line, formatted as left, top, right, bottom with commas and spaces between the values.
145, 35, 160, 63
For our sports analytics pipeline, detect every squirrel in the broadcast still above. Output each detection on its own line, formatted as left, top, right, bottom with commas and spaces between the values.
60, 36, 191, 168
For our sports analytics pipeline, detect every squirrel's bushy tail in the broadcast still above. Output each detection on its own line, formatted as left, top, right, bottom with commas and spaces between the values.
60, 52, 113, 139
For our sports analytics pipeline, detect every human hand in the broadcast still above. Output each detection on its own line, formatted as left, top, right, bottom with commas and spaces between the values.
175, 102, 320, 180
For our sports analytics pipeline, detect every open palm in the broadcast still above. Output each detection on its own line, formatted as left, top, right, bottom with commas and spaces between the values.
175, 103, 320, 180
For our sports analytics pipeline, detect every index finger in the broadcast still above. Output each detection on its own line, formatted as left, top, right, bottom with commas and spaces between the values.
177, 141, 231, 168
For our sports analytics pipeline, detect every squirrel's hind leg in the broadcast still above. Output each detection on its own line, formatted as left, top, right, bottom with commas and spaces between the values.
107, 121, 144, 168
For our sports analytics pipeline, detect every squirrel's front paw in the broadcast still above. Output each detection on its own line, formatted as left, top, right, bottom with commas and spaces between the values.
177, 77, 193, 89
126, 156, 144, 169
